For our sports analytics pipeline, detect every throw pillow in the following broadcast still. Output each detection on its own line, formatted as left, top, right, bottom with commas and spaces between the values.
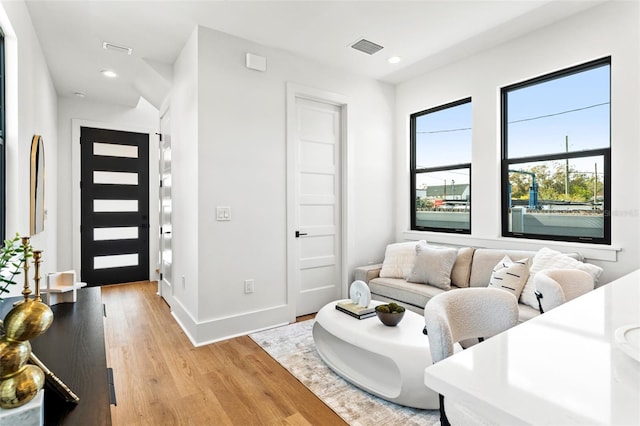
520, 247, 604, 308
450, 247, 475, 288
487, 256, 530, 299
407, 245, 458, 290
379, 240, 426, 279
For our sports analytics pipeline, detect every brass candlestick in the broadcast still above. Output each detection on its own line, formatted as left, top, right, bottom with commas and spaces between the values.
32, 250, 43, 302
20, 237, 32, 301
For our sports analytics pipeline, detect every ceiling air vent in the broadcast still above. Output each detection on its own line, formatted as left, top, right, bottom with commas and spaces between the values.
350, 38, 384, 55
102, 41, 133, 55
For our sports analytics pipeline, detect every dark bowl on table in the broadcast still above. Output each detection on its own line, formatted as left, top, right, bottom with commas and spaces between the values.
375, 309, 405, 327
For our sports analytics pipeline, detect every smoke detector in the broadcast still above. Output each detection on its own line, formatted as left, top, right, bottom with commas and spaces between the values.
350, 38, 384, 55
102, 41, 133, 55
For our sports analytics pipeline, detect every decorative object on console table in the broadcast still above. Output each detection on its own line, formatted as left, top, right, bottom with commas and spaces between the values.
43, 270, 87, 305
29, 352, 79, 404
0, 238, 53, 409
375, 302, 406, 326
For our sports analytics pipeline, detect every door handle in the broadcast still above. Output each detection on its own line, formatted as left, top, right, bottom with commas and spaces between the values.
295, 231, 308, 238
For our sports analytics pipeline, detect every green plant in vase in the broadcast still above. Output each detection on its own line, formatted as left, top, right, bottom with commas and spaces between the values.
0, 233, 33, 300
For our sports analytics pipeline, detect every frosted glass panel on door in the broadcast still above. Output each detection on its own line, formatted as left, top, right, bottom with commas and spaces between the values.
161, 183, 171, 200
94, 227, 138, 241
93, 142, 138, 158
93, 171, 139, 185
161, 206, 171, 226
94, 253, 139, 269
162, 261, 172, 281
162, 174, 172, 188
93, 199, 138, 212
162, 150, 172, 172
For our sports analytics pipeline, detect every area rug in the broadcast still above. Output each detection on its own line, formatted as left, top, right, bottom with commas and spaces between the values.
249, 320, 439, 426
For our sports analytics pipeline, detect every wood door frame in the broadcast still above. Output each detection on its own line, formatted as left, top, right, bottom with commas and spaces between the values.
285, 83, 350, 321
71, 119, 159, 282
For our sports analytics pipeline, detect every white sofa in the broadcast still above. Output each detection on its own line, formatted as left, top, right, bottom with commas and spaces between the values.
354, 242, 602, 323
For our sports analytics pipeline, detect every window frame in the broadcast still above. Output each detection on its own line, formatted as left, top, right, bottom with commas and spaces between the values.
500, 57, 611, 245
0, 27, 5, 241
410, 97, 472, 234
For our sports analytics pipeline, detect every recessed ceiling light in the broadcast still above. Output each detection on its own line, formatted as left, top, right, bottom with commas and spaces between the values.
74, 92, 86, 98
388, 56, 402, 64
101, 69, 118, 78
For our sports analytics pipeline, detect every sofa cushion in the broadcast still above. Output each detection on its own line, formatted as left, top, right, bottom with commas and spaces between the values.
469, 249, 536, 287
520, 247, 603, 309
407, 245, 458, 290
369, 277, 447, 309
379, 240, 426, 279
487, 256, 530, 299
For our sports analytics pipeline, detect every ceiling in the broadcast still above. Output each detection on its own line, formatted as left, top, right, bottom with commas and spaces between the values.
23, 0, 605, 108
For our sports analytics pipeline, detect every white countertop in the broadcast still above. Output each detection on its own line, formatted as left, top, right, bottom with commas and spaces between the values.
424, 269, 640, 425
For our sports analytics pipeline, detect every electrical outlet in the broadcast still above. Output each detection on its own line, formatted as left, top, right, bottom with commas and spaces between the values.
244, 279, 255, 294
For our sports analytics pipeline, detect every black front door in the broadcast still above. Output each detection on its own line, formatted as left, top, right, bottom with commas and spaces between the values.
80, 127, 149, 286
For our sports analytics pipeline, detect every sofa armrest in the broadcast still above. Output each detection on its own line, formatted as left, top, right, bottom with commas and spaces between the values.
535, 269, 594, 313
354, 264, 383, 284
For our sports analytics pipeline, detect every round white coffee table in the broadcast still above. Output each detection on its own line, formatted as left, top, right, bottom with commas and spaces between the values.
312, 299, 438, 409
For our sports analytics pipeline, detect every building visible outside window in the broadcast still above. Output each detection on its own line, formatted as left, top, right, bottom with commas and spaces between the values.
502, 57, 611, 244
0, 28, 5, 241
411, 98, 471, 233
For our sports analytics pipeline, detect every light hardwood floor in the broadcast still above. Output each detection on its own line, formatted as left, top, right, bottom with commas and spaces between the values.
102, 281, 346, 426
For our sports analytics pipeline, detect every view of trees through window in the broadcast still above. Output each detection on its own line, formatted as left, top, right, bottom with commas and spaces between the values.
502, 58, 611, 243
509, 157, 604, 206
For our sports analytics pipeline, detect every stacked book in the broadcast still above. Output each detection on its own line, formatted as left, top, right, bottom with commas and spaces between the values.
335, 300, 375, 319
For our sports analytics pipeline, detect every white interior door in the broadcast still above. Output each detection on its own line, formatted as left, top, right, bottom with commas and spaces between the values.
159, 109, 173, 305
293, 97, 342, 316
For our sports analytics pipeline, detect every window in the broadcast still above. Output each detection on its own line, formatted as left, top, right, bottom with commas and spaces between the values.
502, 57, 611, 244
0, 28, 5, 241
411, 98, 471, 233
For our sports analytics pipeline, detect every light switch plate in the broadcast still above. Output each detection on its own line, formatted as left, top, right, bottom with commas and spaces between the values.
216, 206, 231, 221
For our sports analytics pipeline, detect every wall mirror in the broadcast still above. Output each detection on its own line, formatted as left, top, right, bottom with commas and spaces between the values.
30, 134, 45, 235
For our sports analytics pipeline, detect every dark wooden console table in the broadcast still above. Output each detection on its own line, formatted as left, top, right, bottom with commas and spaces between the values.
1, 287, 112, 425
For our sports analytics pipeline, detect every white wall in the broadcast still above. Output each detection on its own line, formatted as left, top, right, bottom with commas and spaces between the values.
56, 96, 159, 281
168, 27, 200, 338
396, 1, 640, 284
170, 25, 395, 344
0, 1, 58, 290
